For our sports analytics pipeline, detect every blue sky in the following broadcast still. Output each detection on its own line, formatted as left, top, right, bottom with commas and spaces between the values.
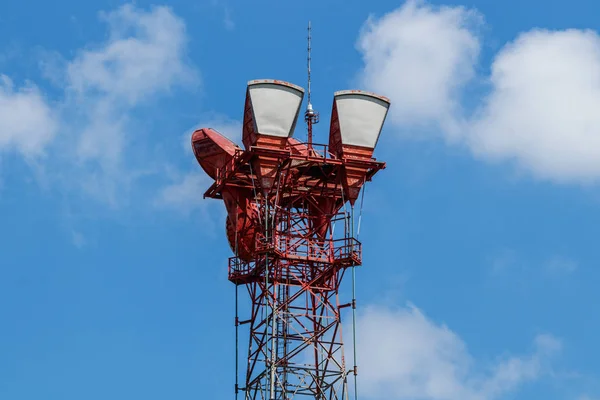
2, 0, 600, 399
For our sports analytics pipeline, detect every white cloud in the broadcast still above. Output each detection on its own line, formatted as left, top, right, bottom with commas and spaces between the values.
37, 4, 200, 205
354, 304, 560, 400
154, 170, 211, 213
489, 249, 522, 276
357, 0, 481, 133
0, 75, 58, 157
489, 250, 577, 281
357, 1, 600, 184
544, 255, 578, 276
469, 29, 600, 184
210, 0, 235, 31
223, 7, 235, 31
153, 166, 224, 234
65, 4, 196, 169
66, 4, 195, 106
71, 230, 86, 249
0, 3, 200, 206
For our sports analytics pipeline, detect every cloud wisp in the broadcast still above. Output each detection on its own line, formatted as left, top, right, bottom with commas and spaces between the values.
352, 304, 560, 400
0, 75, 58, 158
1, 4, 199, 207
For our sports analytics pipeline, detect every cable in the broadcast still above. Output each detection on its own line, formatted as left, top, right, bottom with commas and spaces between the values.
356, 179, 367, 239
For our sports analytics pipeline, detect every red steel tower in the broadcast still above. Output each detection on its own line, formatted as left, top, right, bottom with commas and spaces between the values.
191, 28, 390, 400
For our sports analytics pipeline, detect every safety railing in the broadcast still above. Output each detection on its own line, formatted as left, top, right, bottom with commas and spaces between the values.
286, 142, 335, 159
228, 257, 254, 279
332, 237, 362, 264
228, 237, 362, 282
215, 148, 245, 186
216, 142, 339, 185
246, 233, 362, 264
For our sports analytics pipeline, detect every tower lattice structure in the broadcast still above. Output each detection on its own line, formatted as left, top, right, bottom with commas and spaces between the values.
192, 78, 390, 400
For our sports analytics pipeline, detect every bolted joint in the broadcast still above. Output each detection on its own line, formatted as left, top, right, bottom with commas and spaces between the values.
352, 299, 357, 309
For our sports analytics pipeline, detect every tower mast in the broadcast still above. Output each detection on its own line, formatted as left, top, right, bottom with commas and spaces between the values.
305, 21, 319, 150
190, 20, 392, 400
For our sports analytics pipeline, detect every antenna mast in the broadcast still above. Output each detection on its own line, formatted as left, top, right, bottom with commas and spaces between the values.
305, 21, 319, 150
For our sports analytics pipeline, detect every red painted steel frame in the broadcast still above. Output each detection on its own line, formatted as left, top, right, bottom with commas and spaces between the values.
203, 140, 384, 400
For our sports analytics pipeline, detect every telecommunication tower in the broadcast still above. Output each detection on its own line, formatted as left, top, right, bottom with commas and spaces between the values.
191, 23, 390, 400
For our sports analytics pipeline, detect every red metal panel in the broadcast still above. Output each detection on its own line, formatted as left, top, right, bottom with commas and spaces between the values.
191, 128, 239, 179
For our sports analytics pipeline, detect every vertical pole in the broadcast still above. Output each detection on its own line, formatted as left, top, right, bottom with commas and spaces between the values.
235, 284, 240, 400
234, 206, 240, 400
282, 284, 289, 396
307, 21, 313, 149
265, 199, 277, 400
270, 283, 277, 400
351, 206, 358, 400
263, 199, 269, 400
307, 115, 313, 151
